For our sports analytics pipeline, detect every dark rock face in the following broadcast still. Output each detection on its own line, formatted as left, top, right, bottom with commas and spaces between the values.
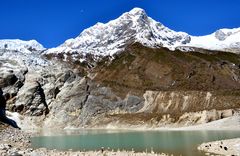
0, 73, 18, 88
215, 30, 228, 41
0, 88, 6, 110
57, 70, 76, 84
78, 85, 144, 126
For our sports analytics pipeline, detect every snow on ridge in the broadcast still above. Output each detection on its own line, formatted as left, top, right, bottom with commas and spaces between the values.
185, 27, 240, 52
0, 39, 45, 54
0, 39, 49, 68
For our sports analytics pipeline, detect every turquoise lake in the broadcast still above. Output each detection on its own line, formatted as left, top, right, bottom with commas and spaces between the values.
31, 130, 240, 156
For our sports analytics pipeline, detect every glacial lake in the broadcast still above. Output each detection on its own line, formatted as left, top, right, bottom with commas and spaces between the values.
31, 130, 240, 156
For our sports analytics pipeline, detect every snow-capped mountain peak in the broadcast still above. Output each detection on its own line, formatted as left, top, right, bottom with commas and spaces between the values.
128, 7, 146, 15
45, 8, 240, 63
45, 8, 191, 61
0, 39, 45, 54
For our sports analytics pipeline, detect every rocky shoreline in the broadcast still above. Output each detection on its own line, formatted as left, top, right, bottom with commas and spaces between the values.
0, 127, 168, 156
198, 138, 240, 156
0, 127, 31, 156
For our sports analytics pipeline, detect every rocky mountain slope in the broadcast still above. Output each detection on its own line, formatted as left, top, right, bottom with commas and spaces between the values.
37, 43, 240, 129
1, 8, 240, 130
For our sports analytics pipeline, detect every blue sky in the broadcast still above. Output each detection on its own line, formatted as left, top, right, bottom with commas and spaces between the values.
0, 0, 240, 48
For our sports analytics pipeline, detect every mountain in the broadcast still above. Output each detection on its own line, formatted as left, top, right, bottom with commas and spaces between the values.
187, 28, 240, 53
0, 39, 45, 54
44, 8, 191, 62
0, 8, 240, 131
45, 8, 240, 64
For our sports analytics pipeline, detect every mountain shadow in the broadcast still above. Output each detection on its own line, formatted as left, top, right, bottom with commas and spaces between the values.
0, 88, 21, 129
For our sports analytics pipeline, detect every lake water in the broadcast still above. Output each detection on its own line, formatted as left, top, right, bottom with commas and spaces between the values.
31, 130, 240, 156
